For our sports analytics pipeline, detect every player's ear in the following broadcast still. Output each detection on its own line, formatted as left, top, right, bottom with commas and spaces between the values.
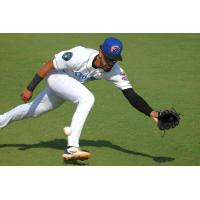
98, 47, 102, 54
98, 48, 103, 58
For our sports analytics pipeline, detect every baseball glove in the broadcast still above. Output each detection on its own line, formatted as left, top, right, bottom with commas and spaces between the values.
157, 108, 181, 131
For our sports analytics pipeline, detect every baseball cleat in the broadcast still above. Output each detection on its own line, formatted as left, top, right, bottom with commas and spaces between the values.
62, 147, 91, 161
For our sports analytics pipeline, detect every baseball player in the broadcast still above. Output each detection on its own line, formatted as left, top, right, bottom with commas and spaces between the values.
0, 37, 159, 161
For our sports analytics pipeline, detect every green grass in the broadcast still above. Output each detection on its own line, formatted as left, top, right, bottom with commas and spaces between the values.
0, 33, 199, 166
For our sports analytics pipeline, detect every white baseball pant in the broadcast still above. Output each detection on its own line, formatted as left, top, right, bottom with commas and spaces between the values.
0, 73, 95, 147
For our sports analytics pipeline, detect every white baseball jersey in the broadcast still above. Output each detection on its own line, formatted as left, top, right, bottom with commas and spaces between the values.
52, 46, 132, 90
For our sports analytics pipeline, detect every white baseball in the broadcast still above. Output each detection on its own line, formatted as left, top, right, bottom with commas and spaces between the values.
63, 126, 72, 136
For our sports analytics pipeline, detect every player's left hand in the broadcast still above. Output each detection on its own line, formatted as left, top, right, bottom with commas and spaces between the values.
150, 111, 158, 123
20, 88, 33, 103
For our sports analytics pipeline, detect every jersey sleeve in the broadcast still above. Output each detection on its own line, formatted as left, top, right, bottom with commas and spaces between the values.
53, 51, 70, 70
103, 64, 132, 90
53, 47, 80, 70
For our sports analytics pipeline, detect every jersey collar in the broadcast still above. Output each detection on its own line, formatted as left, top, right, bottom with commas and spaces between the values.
86, 51, 99, 71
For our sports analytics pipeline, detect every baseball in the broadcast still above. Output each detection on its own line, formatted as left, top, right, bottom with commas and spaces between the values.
63, 126, 72, 136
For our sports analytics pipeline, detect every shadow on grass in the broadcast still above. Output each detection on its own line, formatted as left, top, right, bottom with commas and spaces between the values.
0, 139, 175, 164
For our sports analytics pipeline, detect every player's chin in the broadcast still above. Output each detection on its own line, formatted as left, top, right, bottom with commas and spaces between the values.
102, 65, 113, 72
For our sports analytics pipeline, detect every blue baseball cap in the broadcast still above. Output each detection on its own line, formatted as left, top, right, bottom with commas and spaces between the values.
100, 37, 123, 61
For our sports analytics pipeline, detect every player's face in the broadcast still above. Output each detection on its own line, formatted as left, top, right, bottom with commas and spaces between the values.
99, 49, 117, 72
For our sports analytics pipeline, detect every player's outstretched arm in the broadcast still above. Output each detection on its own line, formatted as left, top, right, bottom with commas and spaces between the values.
20, 60, 55, 102
122, 88, 158, 122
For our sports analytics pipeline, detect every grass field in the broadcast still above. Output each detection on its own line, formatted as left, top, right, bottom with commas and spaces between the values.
0, 33, 199, 166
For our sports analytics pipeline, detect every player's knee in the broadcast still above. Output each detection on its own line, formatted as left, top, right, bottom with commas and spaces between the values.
87, 93, 95, 106
32, 108, 47, 118
27, 102, 43, 118
80, 92, 95, 107
32, 112, 41, 118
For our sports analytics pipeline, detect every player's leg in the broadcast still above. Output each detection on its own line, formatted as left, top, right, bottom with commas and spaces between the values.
47, 73, 94, 160
0, 87, 64, 128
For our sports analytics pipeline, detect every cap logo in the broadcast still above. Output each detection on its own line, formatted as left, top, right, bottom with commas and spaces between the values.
111, 45, 120, 53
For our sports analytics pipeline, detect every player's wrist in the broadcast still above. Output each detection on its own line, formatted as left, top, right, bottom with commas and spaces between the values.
27, 73, 43, 92
150, 111, 158, 118
150, 111, 158, 123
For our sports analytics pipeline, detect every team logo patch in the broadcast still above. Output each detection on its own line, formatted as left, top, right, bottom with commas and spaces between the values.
111, 45, 120, 53
120, 72, 128, 81
62, 52, 73, 61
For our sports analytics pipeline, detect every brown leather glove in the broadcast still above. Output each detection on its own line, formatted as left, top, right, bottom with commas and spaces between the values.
20, 88, 33, 103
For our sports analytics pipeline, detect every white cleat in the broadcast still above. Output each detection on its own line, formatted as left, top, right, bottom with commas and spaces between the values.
62, 147, 91, 161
